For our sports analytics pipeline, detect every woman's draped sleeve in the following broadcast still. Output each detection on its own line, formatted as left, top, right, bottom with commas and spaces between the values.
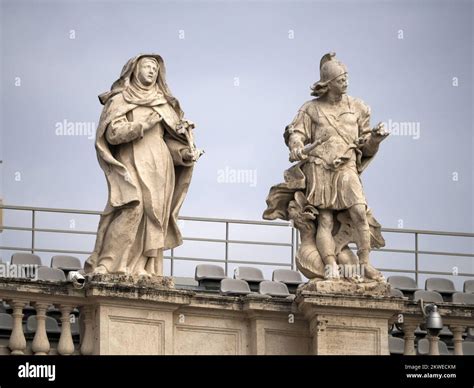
164, 134, 194, 167
105, 115, 144, 145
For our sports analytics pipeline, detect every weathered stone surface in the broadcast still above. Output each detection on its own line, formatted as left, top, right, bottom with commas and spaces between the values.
299, 278, 391, 297
0, 277, 472, 355
89, 279, 310, 355
297, 291, 405, 355
86, 273, 175, 289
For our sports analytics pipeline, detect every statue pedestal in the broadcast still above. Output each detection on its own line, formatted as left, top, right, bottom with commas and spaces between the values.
85, 274, 183, 355
83, 274, 310, 355
297, 282, 404, 355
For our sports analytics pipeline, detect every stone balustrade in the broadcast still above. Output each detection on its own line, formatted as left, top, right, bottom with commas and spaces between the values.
0, 279, 90, 356
0, 275, 472, 355
399, 299, 474, 356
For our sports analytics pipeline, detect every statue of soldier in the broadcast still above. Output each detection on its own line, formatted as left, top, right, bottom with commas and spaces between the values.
264, 53, 389, 282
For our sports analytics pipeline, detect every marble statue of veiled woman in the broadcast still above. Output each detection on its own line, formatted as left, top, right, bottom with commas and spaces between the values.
85, 54, 200, 277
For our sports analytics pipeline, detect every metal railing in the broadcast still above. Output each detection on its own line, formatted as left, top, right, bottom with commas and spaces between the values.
0, 204, 473, 283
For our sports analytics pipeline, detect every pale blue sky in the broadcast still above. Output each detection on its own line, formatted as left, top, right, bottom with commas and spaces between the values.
0, 0, 472, 286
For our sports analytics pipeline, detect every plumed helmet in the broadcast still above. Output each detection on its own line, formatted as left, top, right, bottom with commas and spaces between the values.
319, 52, 347, 83
311, 52, 348, 97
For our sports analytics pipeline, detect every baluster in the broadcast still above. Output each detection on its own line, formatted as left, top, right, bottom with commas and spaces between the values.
57, 304, 75, 355
80, 306, 94, 355
402, 323, 417, 355
450, 325, 465, 355
427, 333, 440, 355
31, 302, 50, 355
8, 299, 27, 355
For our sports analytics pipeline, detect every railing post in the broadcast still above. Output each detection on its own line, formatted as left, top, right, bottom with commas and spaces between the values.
170, 248, 174, 277
291, 227, 295, 270
414, 232, 419, 286
295, 229, 299, 256
31, 209, 36, 254
225, 222, 229, 276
